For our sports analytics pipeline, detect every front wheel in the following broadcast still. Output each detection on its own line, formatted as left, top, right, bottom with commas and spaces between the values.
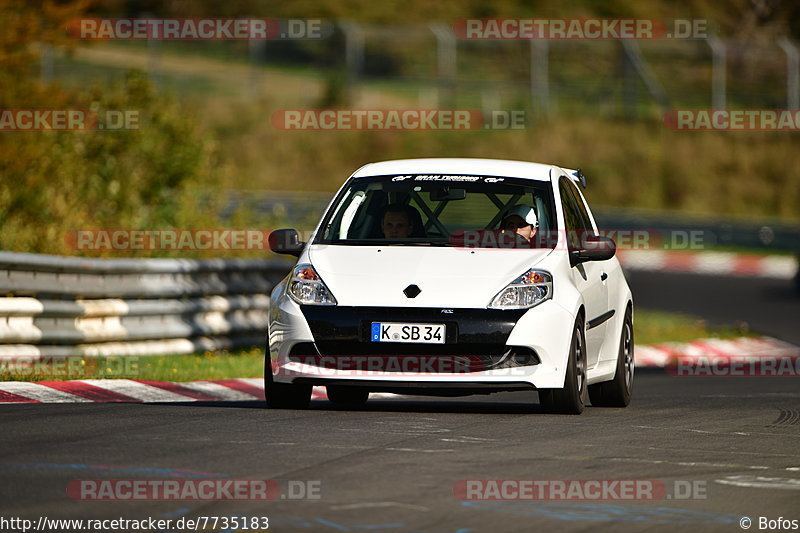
540, 319, 587, 414
588, 307, 634, 407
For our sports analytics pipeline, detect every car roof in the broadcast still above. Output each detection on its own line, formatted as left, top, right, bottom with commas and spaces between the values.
350, 158, 565, 182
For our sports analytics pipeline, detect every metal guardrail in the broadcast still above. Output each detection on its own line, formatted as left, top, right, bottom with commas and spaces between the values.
4, 191, 799, 360
593, 207, 800, 293
0, 252, 293, 358
224, 191, 800, 292
225, 190, 800, 254
592, 208, 800, 254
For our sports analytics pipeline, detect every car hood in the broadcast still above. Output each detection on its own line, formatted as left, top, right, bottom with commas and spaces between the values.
306, 245, 552, 308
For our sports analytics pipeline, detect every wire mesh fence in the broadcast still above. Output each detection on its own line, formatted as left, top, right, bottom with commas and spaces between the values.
42, 21, 800, 120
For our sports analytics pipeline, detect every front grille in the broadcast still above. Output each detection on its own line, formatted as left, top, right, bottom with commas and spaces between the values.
288, 342, 539, 373
315, 341, 505, 356
300, 306, 526, 346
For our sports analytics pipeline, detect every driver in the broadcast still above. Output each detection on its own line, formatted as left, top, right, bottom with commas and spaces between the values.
500, 204, 538, 245
381, 204, 416, 239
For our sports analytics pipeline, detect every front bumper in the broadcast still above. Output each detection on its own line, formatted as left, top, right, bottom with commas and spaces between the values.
268, 298, 575, 390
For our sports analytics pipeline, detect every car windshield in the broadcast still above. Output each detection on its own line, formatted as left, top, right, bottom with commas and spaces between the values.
314, 174, 557, 248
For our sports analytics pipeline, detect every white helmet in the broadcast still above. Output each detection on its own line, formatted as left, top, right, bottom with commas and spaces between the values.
506, 205, 538, 227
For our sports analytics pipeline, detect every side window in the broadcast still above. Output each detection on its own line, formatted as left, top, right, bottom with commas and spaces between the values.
559, 178, 592, 250
559, 179, 581, 249
565, 179, 595, 235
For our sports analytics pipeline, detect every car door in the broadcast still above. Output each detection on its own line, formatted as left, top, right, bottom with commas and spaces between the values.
559, 177, 609, 369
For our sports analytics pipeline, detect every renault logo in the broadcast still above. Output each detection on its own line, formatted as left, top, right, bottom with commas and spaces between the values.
403, 284, 421, 298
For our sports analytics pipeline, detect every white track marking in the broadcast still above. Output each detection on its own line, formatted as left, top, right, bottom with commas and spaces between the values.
330, 502, 430, 511
385, 447, 454, 453
440, 436, 498, 443
715, 475, 800, 490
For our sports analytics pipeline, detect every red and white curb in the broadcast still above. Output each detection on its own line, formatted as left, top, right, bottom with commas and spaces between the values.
0, 378, 393, 405
0, 378, 264, 404
635, 336, 800, 367
616, 250, 797, 279
1, 336, 796, 404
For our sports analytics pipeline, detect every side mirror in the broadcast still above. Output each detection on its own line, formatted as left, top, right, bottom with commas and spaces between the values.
269, 229, 305, 257
571, 235, 616, 265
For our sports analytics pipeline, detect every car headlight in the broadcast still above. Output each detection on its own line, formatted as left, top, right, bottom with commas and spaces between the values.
488, 269, 552, 309
287, 264, 337, 306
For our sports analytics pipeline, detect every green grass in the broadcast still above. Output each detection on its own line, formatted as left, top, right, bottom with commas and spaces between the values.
634, 309, 753, 345
0, 311, 757, 382
134, 348, 265, 381
0, 347, 264, 383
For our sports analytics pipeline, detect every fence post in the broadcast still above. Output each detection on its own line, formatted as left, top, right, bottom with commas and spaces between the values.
430, 24, 457, 108
620, 42, 637, 120
40, 44, 53, 84
707, 35, 726, 110
248, 36, 265, 98
621, 40, 670, 111
139, 13, 161, 89
339, 21, 364, 106
778, 37, 799, 110
147, 38, 161, 89
529, 39, 549, 116
481, 87, 500, 117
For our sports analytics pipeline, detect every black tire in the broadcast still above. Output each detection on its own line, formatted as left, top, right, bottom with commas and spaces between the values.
264, 355, 311, 409
589, 307, 634, 408
327, 386, 369, 409
540, 318, 587, 414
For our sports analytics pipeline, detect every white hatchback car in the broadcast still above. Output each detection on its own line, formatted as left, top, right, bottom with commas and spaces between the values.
267, 158, 633, 414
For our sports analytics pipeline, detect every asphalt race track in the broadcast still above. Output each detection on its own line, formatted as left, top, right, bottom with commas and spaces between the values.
2, 374, 799, 532
1, 272, 799, 533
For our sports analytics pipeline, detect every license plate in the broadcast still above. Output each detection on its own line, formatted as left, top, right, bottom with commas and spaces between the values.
371, 322, 446, 344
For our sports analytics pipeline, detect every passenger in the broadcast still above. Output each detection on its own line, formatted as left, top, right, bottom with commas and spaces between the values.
500, 205, 538, 245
